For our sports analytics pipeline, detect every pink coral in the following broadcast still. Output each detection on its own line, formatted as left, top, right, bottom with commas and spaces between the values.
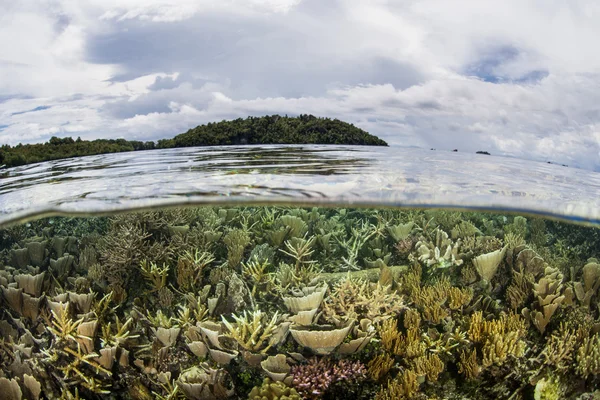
291, 358, 366, 399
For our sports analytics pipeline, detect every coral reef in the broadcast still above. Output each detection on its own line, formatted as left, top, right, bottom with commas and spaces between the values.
0, 206, 599, 399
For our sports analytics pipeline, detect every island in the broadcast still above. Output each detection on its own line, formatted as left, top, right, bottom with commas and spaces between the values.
0, 114, 387, 168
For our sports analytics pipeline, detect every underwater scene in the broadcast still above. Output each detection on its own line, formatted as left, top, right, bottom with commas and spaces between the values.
0, 206, 599, 399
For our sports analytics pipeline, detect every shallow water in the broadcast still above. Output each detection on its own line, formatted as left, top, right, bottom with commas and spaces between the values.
0, 146, 600, 399
1, 145, 600, 227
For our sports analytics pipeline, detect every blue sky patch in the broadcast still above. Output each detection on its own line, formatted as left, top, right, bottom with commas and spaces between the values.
11, 105, 52, 116
464, 45, 547, 84
465, 45, 519, 83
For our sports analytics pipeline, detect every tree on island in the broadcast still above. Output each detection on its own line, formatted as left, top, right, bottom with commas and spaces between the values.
0, 115, 387, 168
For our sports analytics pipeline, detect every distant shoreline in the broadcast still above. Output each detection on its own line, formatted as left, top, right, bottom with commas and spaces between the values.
0, 114, 387, 168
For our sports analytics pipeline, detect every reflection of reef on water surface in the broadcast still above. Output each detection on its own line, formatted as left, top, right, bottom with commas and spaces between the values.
0, 207, 599, 399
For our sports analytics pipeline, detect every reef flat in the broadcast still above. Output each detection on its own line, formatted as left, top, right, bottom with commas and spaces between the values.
0, 207, 599, 399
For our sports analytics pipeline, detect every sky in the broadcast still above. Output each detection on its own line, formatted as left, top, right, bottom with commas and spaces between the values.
1, 0, 600, 170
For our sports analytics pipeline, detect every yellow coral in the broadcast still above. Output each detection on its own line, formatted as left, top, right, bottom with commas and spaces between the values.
368, 353, 394, 381
542, 323, 577, 371
575, 333, 600, 378
458, 349, 481, 380
448, 287, 473, 310
378, 318, 424, 358
481, 331, 526, 368
374, 369, 419, 400
411, 353, 444, 382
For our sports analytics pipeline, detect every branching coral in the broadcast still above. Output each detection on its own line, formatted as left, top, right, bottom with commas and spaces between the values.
335, 220, 377, 270
221, 310, 280, 353
466, 311, 527, 372
242, 257, 272, 297
458, 349, 481, 380
100, 316, 139, 347
271, 262, 320, 293
412, 353, 445, 382
378, 317, 424, 358
97, 221, 151, 286
48, 303, 85, 343
139, 260, 169, 292
374, 369, 419, 400
176, 249, 214, 292
541, 323, 578, 372
291, 358, 366, 399
279, 235, 317, 273
481, 331, 526, 368
575, 333, 600, 378
368, 353, 395, 381
410, 278, 458, 324
5, 206, 600, 400
322, 277, 404, 325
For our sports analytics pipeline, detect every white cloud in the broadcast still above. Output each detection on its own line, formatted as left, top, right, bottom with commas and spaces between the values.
97, 0, 302, 22
1, 0, 600, 170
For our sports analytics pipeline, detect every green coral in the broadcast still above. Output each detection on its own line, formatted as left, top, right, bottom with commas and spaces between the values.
248, 378, 301, 400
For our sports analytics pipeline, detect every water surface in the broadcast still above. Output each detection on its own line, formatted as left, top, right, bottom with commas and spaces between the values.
1, 145, 599, 226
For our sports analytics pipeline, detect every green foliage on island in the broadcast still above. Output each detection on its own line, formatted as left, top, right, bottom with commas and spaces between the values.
0, 115, 387, 168
0, 136, 156, 168
156, 114, 388, 148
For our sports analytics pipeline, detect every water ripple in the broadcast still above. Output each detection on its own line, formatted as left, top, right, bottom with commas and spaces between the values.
1, 145, 599, 226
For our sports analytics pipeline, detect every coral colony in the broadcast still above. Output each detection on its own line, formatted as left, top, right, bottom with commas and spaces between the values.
0, 207, 599, 399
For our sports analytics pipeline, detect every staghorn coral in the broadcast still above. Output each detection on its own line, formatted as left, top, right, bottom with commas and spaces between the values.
139, 259, 169, 293
448, 286, 474, 310
97, 221, 151, 287
410, 277, 470, 324
335, 220, 378, 270
242, 257, 272, 298
481, 331, 526, 368
541, 323, 578, 372
506, 269, 533, 310
221, 310, 280, 353
322, 277, 405, 325
176, 249, 215, 292
465, 310, 528, 374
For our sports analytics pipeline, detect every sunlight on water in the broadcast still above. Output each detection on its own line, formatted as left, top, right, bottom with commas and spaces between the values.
1, 145, 600, 227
